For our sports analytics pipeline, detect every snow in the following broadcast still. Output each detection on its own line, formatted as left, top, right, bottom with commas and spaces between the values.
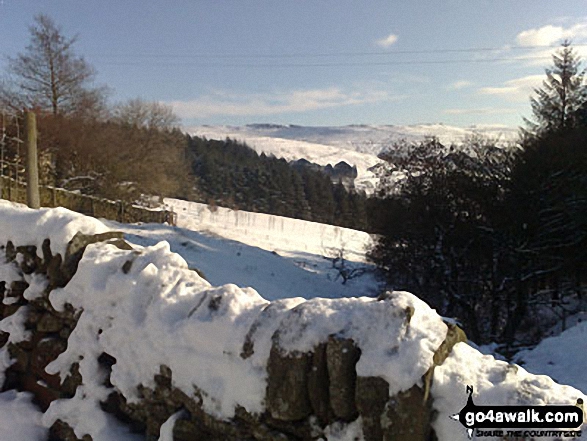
321, 418, 365, 441
44, 239, 268, 424
104, 199, 380, 302
157, 410, 185, 441
189, 126, 382, 193
0, 253, 21, 290
0, 201, 585, 441
164, 197, 373, 263
514, 321, 587, 394
0, 200, 109, 258
272, 293, 447, 396
190, 123, 518, 156
0, 390, 47, 441
432, 342, 586, 441
43, 236, 445, 423
0, 305, 32, 346
189, 123, 519, 192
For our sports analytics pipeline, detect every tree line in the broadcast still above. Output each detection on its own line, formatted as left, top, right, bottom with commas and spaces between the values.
188, 136, 369, 229
368, 42, 586, 349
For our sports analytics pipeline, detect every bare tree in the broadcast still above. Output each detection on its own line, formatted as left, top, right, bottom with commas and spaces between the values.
323, 247, 368, 285
112, 98, 180, 131
0, 14, 105, 116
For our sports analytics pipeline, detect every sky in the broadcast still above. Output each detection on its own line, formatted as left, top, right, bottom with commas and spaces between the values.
0, 0, 586, 129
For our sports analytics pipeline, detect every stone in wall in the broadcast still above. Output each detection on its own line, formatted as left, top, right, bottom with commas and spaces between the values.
266, 345, 313, 422
0, 230, 469, 441
326, 337, 360, 421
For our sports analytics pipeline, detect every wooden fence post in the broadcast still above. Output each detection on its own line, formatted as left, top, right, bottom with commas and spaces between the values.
25, 111, 40, 209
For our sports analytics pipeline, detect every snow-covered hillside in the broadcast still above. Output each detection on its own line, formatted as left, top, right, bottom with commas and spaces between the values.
190, 123, 519, 156
100, 198, 381, 301
164, 198, 373, 263
190, 126, 382, 192
189, 123, 519, 193
515, 321, 587, 394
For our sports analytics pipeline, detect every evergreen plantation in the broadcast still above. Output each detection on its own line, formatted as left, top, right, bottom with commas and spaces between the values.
188, 136, 369, 230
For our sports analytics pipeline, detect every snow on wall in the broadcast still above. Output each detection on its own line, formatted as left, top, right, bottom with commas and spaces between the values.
0, 202, 585, 441
0, 200, 109, 259
164, 197, 374, 263
432, 343, 585, 440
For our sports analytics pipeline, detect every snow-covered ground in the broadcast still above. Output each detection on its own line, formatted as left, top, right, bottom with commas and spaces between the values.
515, 321, 587, 394
164, 198, 373, 262
105, 221, 381, 302
0, 390, 48, 440
0, 200, 585, 441
106, 197, 381, 301
189, 124, 519, 192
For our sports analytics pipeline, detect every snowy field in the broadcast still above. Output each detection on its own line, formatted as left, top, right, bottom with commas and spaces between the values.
0, 200, 585, 441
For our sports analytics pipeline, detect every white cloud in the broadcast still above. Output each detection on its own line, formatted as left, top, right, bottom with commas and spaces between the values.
516, 23, 587, 46
448, 80, 473, 90
478, 75, 545, 102
168, 87, 396, 119
487, 20, 587, 67
517, 25, 566, 47
376, 33, 399, 48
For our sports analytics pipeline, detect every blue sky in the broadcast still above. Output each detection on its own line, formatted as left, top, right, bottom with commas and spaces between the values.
1, 0, 586, 128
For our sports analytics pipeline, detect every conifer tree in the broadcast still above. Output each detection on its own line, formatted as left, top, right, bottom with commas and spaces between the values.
524, 41, 587, 137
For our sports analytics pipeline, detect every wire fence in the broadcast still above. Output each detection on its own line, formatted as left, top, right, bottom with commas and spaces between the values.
0, 110, 176, 225
0, 111, 27, 201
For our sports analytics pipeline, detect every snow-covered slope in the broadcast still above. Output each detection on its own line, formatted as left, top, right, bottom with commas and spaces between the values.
190, 123, 519, 156
515, 321, 587, 394
191, 126, 382, 192
101, 198, 381, 301
106, 221, 380, 302
164, 198, 373, 263
189, 123, 519, 193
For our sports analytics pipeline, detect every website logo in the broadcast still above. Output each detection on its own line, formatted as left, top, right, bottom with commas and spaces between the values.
450, 386, 584, 439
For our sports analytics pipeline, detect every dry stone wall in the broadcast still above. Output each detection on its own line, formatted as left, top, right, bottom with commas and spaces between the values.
1, 176, 176, 225
0, 232, 466, 441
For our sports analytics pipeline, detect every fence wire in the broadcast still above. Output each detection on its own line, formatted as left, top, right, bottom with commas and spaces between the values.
0, 111, 27, 200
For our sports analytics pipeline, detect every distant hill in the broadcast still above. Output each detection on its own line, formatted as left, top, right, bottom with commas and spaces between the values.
189, 123, 518, 193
